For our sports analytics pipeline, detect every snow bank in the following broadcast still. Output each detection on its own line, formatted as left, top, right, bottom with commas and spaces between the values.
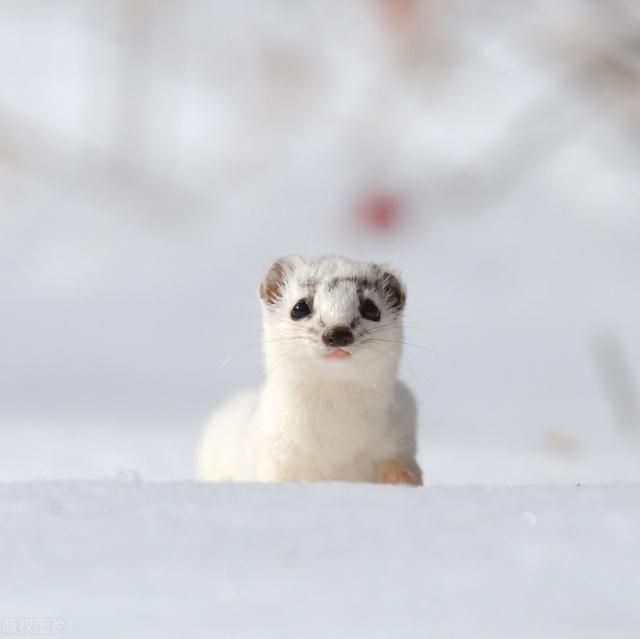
1, 482, 638, 638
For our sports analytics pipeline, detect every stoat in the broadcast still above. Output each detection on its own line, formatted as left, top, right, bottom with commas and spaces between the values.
198, 255, 423, 485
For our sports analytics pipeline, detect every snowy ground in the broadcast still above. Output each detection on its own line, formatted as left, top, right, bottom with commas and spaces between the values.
1, 482, 638, 639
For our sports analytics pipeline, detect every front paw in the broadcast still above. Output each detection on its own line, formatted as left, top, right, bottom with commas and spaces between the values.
379, 460, 423, 486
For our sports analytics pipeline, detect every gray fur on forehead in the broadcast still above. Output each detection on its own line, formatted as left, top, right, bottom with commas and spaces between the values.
292, 255, 392, 283
293, 255, 391, 282
259, 255, 406, 311
292, 255, 406, 311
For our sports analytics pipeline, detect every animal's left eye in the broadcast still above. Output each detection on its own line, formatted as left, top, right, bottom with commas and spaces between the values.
360, 299, 381, 322
291, 299, 312, 320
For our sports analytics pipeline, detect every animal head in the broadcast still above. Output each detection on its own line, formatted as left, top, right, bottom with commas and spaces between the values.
258, 255, 406, 383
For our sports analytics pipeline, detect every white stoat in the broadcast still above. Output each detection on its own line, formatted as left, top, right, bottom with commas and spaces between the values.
198, 255, 423, 485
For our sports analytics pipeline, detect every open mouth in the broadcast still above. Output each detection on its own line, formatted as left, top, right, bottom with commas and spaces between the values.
323, 348, 352, 361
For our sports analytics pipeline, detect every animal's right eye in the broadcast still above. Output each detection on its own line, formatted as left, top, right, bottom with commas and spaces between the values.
291, 299, 311, 320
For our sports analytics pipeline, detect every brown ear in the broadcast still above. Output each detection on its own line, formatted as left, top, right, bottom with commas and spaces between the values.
380, 269, 406, 312
259, 256, 303, 305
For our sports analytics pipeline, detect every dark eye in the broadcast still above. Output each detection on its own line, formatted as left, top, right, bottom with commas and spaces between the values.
291, 299, 311, 320
361, 299, 381, 322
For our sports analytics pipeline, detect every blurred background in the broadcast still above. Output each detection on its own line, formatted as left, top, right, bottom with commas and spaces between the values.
1, 0, 639, 483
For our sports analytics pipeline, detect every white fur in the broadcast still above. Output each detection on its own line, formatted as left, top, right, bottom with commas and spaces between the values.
198, 255, 420, 483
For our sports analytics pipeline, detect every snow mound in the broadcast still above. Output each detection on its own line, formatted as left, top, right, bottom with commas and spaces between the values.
1, 482, 638, 638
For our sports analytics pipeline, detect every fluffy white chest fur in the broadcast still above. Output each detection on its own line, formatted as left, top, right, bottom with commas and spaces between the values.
198, 255, 422, 485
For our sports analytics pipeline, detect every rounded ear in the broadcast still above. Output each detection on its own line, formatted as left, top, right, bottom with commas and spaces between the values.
379, 268, 406, 312
258, 256, 304, 305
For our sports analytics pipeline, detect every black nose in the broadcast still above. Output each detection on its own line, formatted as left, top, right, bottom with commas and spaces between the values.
322, 326, 354, 348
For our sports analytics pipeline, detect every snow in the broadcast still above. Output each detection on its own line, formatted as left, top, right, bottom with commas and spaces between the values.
1, 482, 638, 639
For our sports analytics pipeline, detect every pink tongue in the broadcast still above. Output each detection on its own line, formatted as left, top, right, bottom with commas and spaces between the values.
324, 349, 351, 360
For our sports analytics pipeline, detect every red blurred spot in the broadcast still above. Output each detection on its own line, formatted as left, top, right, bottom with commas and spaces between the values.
379, 0, 431, 42
358, 191, 402, 233
382, 0, 416, 30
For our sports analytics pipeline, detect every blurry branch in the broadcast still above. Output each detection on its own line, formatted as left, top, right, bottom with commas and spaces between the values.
420, 3, 640, 218
112, 0, 155, 165
428, 90, 584, 213
413, 75, 590, 219
1, 0, 637, 230
0, 104, 207, 230
576, 0, 640, 140
587, 0, 640, 51
591, 332, 640, 438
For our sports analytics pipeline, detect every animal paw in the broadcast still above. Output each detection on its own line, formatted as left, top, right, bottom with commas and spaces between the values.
379, 460, 423, 486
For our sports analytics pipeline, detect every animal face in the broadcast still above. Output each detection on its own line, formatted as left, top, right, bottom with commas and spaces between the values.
259, 255, 406, 381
